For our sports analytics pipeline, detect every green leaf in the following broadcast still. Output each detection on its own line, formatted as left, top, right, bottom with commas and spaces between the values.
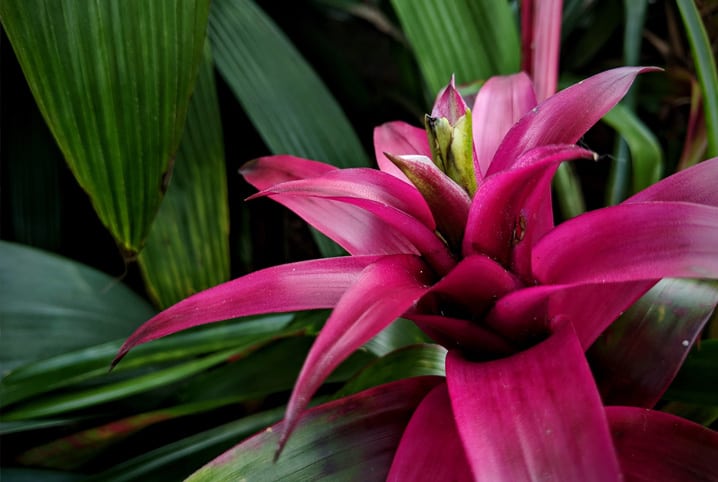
0, 0, 211, 254
185, 377, 442, 481
14, 398, 255, 471
208, 0, 368, 257
664, 339, 718, 406
603, 103, 664, 199
1, 348, 240, 421
0, 241, 155, 376
677, 0, 718, 158
1, 314, 295, 407
336, 343, 446, 397
86, 407, 286, 482
589, 278, 718, 407
0, 469, 83, 482
553, 163, 585, 219
662, 401, 718, 427
389, 0, 520, 94
138, 41, 230, 309
362, 318, 430, 357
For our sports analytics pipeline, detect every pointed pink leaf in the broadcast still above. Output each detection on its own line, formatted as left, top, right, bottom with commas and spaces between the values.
373, 121, 430, 181
114, 256, 381, 364
589, 278, 718, 407
386, 384, 473, 482
253, 168, 435, 229
472, 73, 537, 176
386, 154, 471, 250
255, 171, 455, 274
463, 145, 595, 277
527, 0, 563, 101
279, 254, 433, 452
431, 75, 468, 123
532, 202, 718, 284
626, 157, 718, 205
607, 406, 718, 482
447, 319, 622, 481
240, 155, 337, 189
488, 67, 658, 175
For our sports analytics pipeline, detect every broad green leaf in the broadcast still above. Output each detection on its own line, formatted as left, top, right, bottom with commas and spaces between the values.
389, 0, 520, 94
138, 42, 230, 309
0, 0, 211, 254
186, 377, 442, 481
208, 0, 368, 257
336, 343, 447, 397
0, 241, 154, 376
86, 407, 286, 482
664, 339, 718, 406
589, 278, 718, 408
677, 0, 718, 158
604, 103, 663, 199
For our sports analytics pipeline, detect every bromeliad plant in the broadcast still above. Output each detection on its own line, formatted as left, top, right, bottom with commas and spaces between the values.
114, 65, 718, 480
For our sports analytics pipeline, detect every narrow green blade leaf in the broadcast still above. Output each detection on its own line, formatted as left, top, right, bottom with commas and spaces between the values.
86, 407, 286, 482
553, 162, 585, 219
1, 314, 295, 407
186, 377, 442, 482
603, 103, 664, 198
336, 343, 447, 397
0, 241, 154, 376
209, 0, 367, 167
138, 42, 230, 309
1, 348, 239, 421
677, 0, 718, 158
389, 0, 520, 94
0, 0, 211, 253
208, 0, 368, 257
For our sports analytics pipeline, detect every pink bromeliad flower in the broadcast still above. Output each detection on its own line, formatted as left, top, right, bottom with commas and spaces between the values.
115, 66, 718, 480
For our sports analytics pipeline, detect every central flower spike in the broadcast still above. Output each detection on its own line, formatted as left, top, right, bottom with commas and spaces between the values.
424, 77, 477, 196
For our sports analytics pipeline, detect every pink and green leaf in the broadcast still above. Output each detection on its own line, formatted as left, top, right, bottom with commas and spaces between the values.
608, 406, 718, 481
446, 319, 622, 481
186, 377, 443, 482
589, 278, 718, 407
